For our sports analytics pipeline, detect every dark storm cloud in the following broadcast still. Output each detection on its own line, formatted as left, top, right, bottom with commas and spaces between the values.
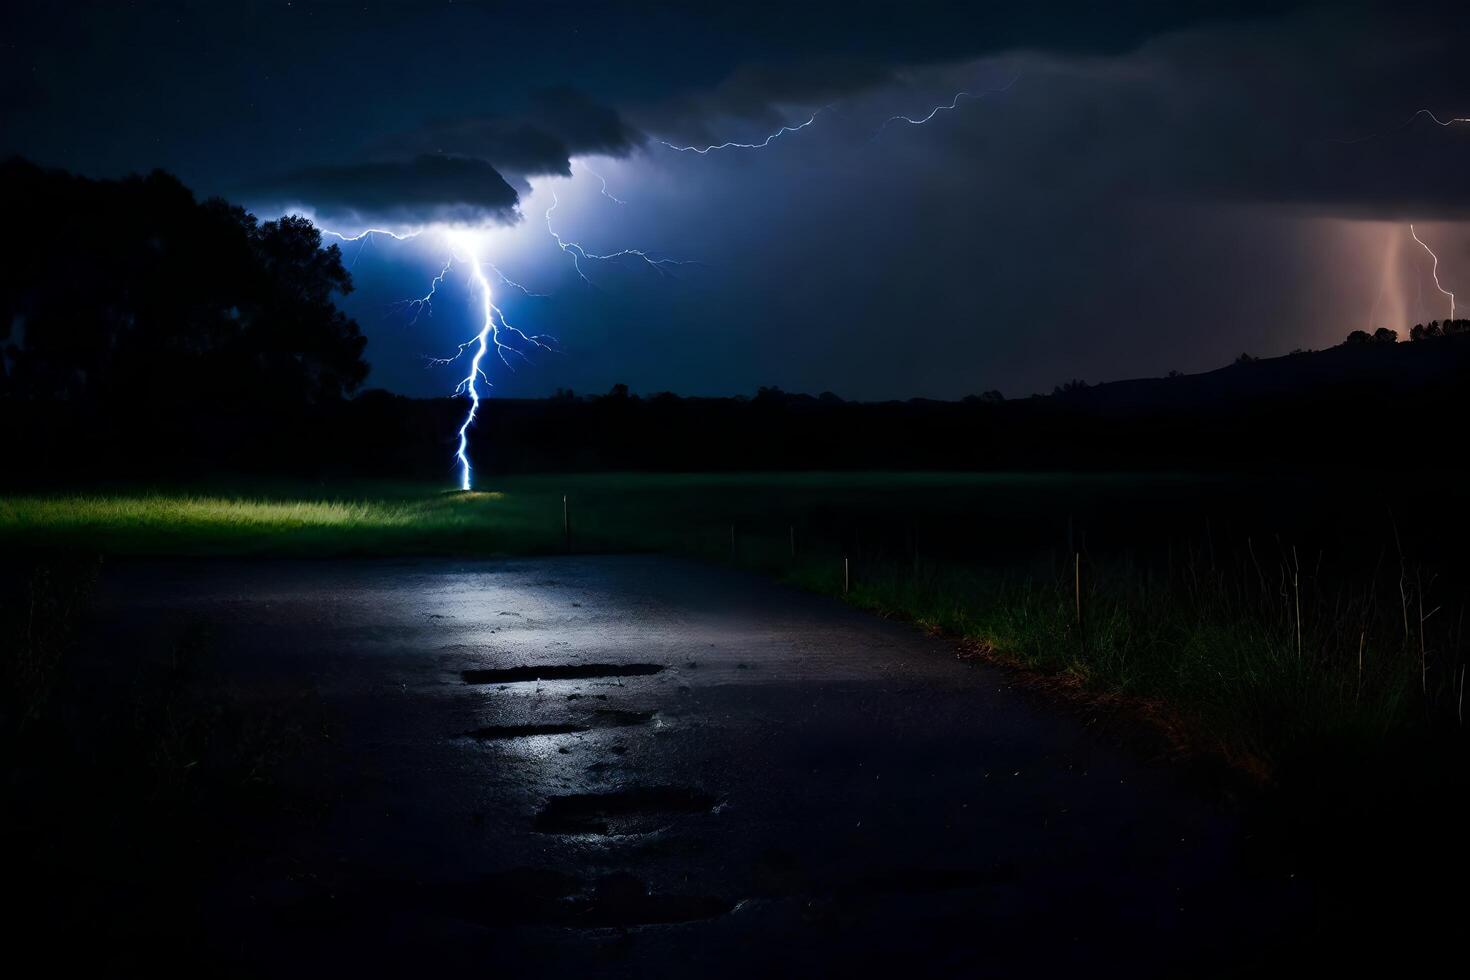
528, 88, 645, 159
1124, 10, 1470, 219
245, 154, 520, 229
1, 1, 1317, 183
634, 59, 898, 143
386, 122, 576, 178
382, 88, 644, 181
885, 7, 1470, 221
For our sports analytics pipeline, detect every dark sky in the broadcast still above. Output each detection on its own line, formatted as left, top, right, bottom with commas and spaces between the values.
5, 0, 1470, 399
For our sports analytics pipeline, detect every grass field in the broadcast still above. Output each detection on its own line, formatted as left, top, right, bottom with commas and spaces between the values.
0, 472, 1210, 558
4, 472, 1467, 783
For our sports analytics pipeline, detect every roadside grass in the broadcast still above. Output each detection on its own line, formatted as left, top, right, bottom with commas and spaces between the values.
787, 556, 1432, 778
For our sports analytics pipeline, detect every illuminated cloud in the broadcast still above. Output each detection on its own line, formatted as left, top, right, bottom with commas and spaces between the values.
245, 154, 520, 231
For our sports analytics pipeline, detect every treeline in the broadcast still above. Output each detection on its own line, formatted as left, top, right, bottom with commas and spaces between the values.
453, 330, 1470, 475
9, 309, 1470, 484
1343, 320, 1470, 345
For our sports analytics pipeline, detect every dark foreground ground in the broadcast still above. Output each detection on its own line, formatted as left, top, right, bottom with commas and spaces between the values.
71, 555, 1313, 977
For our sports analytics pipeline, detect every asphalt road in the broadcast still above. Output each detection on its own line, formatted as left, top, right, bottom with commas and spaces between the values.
91, 555, 1304, 977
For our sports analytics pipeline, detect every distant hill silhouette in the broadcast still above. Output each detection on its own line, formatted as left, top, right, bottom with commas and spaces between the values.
8, 314, 1470, 483
1057, 327, 1470, 419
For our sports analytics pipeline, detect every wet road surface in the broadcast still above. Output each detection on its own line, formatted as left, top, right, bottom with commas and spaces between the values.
93, 556, 1303, 976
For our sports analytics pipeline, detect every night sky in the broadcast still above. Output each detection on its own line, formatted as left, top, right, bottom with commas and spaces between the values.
5, 0, 1469, 400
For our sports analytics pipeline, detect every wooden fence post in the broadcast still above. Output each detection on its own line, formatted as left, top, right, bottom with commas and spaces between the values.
1074, 551, 1084, 637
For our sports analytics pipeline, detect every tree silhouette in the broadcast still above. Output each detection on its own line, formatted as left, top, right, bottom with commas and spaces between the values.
0, 158, 366, 412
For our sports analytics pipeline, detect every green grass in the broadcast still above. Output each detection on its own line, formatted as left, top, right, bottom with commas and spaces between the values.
0, 488, 549, 556
799, 558, 1428, 776
0, 471, 1189, 557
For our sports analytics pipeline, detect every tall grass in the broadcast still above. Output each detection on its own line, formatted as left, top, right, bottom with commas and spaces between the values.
781, 541, 1463, 777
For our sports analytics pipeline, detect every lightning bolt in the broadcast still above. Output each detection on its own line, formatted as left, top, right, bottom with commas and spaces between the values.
453, 250, 494, 491
312, 172, 689, 488
654, 106, 829, 154
438, 234, 559, 490
1333, 107, 1470, 144
872, 76, 1020, 138
452, 252, 493, 490
1410, 223, 1456, 320
316, 223, 558, 490
1413, 109, 1470, 128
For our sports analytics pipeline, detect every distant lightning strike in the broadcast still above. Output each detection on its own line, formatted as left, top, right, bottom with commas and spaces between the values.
1409, 224, 1456, 320
1342, 109, 1465, 325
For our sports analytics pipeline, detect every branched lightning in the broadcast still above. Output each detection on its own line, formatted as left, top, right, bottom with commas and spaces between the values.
315, 223, 559, 490
451, 251, 494, 491
581, 162, 625, 205
439, 236, 560, 490
394, 255, 455, 325
545, 190, 696, 284
483, 258, 548, 298
1409, 223, 1456, 320
655, 106, 829, 154
649, 77, 1018, 156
